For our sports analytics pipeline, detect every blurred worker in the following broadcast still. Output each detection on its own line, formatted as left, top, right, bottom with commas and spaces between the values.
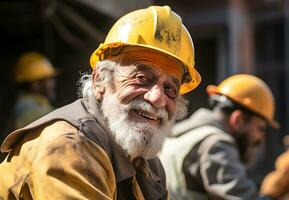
0, 6, 201, 199
0, 52, 58, 162
6, 51, 58, 131
160, 74, 279, 200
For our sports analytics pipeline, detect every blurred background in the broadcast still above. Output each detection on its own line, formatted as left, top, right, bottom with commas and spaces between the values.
0, 0, 288, 187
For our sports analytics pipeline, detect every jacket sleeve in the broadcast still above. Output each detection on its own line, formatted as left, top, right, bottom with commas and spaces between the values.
198, 136, 258, 200
28, 128, 116, 200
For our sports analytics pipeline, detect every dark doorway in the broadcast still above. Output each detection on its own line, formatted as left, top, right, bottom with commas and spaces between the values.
184, 37, 217, 117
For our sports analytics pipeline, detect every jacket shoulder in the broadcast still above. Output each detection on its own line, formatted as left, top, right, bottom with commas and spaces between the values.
1, 99, 111, 159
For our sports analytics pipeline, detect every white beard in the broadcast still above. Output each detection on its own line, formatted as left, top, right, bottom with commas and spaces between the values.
101, 92, 175, 159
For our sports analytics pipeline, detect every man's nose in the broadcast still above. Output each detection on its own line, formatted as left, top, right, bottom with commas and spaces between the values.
256, 129, 266, 144
143, 84, 166, 108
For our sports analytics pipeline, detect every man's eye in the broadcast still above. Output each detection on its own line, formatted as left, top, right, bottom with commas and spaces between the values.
165, 85, 178, 99
136, 75, 149, 83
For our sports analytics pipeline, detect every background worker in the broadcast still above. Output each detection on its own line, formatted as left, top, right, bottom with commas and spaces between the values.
160, 74, 279, 200
6, 52, 58, 131
0, 6, 201, 199
0, 52, 58, 161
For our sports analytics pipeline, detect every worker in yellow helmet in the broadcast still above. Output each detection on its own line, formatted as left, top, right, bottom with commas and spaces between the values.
2, 52, 58, 135
0, 52, 58, 162
160, 74, 279, 200
0, 6, 200, 199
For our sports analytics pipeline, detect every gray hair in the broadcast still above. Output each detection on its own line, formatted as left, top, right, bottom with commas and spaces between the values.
78, 60, 117, 99
78, 59, 188, 121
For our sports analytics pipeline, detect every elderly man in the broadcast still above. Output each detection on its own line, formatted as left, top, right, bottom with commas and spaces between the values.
160, 74, 280, 200
0, 6, 200, 200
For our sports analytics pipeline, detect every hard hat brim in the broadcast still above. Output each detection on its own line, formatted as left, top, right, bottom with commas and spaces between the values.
90, 42, 201, 94
15, 68, 60, 83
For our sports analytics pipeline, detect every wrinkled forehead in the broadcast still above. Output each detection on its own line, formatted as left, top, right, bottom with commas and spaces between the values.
110, 47, 184, 83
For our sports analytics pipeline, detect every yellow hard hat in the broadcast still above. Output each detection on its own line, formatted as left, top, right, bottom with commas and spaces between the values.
90, 5, 201, 94
207, 74, 279, 128
14, 52, 58, 83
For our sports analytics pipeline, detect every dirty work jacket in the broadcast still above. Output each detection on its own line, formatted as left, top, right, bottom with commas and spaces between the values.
0, 96, 168, 200
160, 108, 258, 200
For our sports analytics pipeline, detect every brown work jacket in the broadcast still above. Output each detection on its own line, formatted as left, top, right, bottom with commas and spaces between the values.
0, 97, 168, 200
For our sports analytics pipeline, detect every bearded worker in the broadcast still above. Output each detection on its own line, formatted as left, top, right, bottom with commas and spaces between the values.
0, 5, 201, 200
160, 74, 280, 200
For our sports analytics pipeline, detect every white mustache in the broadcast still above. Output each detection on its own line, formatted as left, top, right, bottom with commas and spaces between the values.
126, 99, 169, 122
101, 92, 173, 159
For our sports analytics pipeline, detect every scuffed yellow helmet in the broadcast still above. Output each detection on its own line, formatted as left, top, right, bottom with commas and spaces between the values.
90, 5, 201, 94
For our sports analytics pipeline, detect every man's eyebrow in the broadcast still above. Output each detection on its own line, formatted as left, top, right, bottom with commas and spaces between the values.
135, 64, 151, 71
135, 63, 181, 88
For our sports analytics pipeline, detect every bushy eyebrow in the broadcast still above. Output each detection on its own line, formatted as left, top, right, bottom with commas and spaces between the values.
135, 64, 181, 89
134, 64, 153, 73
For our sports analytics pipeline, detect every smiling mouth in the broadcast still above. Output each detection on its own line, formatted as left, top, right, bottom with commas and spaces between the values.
132, 109, 160, 121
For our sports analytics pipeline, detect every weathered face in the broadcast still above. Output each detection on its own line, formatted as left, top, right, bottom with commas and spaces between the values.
103, 49, 184, 124
115, 65, 181, 119
99, 49, 186, 159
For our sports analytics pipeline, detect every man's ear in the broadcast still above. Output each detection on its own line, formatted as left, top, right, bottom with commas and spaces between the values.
229, 109, 244, 131
92, 69, 105, 101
